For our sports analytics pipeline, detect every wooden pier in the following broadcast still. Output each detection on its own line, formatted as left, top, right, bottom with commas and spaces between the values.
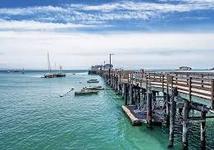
89, 68, 214, 149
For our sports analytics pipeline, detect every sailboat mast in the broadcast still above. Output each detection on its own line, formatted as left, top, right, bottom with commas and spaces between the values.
47, 52, 51, 72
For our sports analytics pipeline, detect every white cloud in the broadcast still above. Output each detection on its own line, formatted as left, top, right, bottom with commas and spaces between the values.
78, 1, 214, 12
0, 0, 214, 28
0, 20, 96, 31
0, 5, 67, 15
0, 31, 214, 69
0, 1, 214, 69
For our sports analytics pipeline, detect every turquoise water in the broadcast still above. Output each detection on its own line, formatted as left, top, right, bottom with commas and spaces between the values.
0, 72, 169, 150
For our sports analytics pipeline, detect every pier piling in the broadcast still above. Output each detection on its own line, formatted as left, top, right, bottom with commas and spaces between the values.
168, 87, 177, 148
147, 92, 153, 128
200, 111, 206, 150
182, 100, 190, 150
125, 84, 128, 105
129, 84, 134, 105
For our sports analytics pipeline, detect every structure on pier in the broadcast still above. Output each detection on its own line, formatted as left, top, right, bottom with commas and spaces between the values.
89, 68, 214, 149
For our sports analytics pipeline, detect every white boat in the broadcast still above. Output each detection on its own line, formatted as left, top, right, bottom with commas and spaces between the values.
43, 52, 66, 78
83, 86, 104, 90
87, 79, 99, 83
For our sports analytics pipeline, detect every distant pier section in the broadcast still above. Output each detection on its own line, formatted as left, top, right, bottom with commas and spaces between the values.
89, 65, 214, 149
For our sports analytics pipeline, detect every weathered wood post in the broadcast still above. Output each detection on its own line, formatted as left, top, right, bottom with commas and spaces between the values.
168, 87, 177, 148
113, 74, 117, 90
147, 92, 152, 128
146, 73, 152, 128
119, 84, 122, 95
161, 74, 165, 96
200, 111, 206, 150
116, 77, 119, 91
122, 83, 125, 97
135, 87, 138, 107
110, 74, 112, 86
166, 74, 172, 127
211, 79, 214, 109
110, 75, 112, 86
133, 87, 136, 104
118, 71, 122, 93
119, 74, 122, 94
135, 86, 139, 105
125, 84, 128, 105
143, 89, 146, 104
138, 88, 141, 106
129, 84, 134, 105
113, 76, 116, 90
152, 91, 156, 111
152, 91, 156, 101
182, 100, 190, 150
113, 75, 115, 89
201, 74, 204, 88
112, 75, 115, 89
116, 76, 119, 92
188, 77, 192, 102
112, 74, 114, 88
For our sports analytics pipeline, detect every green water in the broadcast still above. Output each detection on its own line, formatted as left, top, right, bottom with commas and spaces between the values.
0, 71, 169, 150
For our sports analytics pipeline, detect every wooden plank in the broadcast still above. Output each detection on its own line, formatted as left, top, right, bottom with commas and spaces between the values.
122, 105, 142, 126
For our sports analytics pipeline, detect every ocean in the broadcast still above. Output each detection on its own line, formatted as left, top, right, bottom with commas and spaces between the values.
0, 71, 213, 150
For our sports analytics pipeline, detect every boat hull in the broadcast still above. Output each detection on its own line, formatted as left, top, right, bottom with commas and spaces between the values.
43, 73, 66, 78
74, 90, 98, 96
87, 81, 99, 83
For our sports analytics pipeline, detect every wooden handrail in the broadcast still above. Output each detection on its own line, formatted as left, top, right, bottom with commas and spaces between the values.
108, 70, 214, 104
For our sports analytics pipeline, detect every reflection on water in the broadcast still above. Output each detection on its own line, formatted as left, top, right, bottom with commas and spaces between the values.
0, 71, 213, 150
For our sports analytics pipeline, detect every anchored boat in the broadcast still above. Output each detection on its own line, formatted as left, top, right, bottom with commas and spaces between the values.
43, 72, 66, 78
87, 79, 99, 83
83, 86, 104, 90
43, 52, 66, 78
74, 89, 98, 96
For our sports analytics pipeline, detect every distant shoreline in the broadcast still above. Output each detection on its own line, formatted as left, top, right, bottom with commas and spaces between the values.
0, 69, 88, 73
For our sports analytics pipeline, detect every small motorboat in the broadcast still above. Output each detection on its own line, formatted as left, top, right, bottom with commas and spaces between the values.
83, 86, 104, 90
87, 79, 99, 83
74, 89, 98, 96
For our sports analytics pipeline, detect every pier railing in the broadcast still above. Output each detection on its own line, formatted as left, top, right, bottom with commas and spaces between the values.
146, 73, 213, 100
105, 70, 214, 108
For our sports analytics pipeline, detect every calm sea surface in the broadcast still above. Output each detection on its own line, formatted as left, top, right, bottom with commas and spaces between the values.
2, 71, 211, 150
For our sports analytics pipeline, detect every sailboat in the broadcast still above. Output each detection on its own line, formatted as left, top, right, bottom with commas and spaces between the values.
43, 52, 66, 78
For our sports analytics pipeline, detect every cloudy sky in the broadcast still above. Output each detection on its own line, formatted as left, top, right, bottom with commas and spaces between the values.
0, 0, 214, 69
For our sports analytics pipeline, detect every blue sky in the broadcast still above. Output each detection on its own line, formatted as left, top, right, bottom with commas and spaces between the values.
1, 0, 214, 32
0, 0, 214, 69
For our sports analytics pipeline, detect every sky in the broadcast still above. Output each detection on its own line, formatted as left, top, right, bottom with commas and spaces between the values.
0, 0, 214, 70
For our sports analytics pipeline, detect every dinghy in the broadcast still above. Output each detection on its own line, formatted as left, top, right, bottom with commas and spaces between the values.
87, 79, 99, 83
